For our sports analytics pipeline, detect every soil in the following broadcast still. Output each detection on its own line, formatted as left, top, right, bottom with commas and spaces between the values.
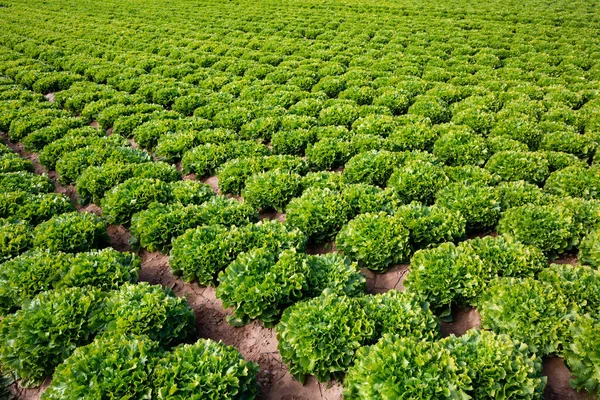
2, 133, 594, 400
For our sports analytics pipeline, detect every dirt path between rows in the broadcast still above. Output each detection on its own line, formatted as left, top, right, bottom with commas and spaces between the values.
1, 131, 593, 400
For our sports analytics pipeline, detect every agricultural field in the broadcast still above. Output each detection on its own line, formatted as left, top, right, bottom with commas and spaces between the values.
0, 0, 600, 398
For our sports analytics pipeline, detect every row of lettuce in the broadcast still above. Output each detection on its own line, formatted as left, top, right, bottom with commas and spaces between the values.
3, 60, 600, 397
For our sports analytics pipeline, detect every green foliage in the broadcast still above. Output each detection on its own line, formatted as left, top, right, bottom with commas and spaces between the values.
0, 248, 140, 314
486, 135, 530, 155
217, 155, 307, 195
359, 290, 440, 342
0, 153, 34, 173
168, 180, 215, 206
285, 187, 351, 243
38, 134, 127, 170
154, 128, 236, 163
305, 138, 353, 170
539, 264, 600, 319
408, 95, 451, 124
277, 294, 374, 382
544, 166, 600, 200
97, 283, 195, 347
318, 103, 359, 127
497, 204, 576, 256
485, 151, 549, 185
303, 253, 365, 298
443, 330, 546, 399
435, 183, 501, 232
387, 160, 449, 204
542, 151, 588, 172
444, 165, 499, 186
385, 121, 440, 152
489, 115, 543, 149
41, 334, 162, 400
130, 197, 258, 253
563, 315, 600, 394
271, 128, 316, 155
580, 228, 600, 268
216, 249, 309, 327
101, 178, 172, 225
170, 218, 303, 284
242, 170, 302, 212
344, 334, 469, 399
0, 219, 33, 262
497, 180, 545, 210
405, 242, 486, 315
433, 130, 488, 166
0, 287, 105, 386
32, 211, 108, 253
0, 192, 75, 224
56, 144, 152, 184
393, 203, 466, 251
480, 277, 574, 355
181, 141, 270, 176
335, 212, 410, 272
0, 172, 53, 194
539, 131, 596, 160
76, 162, 181, 204
152, 339, 259, 399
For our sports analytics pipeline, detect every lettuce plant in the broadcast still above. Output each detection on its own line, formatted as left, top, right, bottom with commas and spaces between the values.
0, 219, 33, 261
539, 263, 600, 319
435, 183, 501, 232
0, 172, 53, 194
544, 166, 600, 200
277, 294, 374, 382
580, 228, 600, 268
285, 187, 351, 243
130, 198, 257, 253
0, 248, 139, 314
344, 334, 469, 399
479, 277, 574, 355
97, 283, 195, 347
41, 334, 162, 400
497, 180, 545, 210
404, 242, 485, 316
387, 160, 449, 204
444, 165, 499, 186
33, 211, 108, 253
563, 315, 600, 394
393, 203, 466, 251
216, 249, 309, 326
485, 151, 549, 185
242, 170, 303, 212
433, 130, 488, 166
153, 339, 259, 399
0, 192, 74, 224
443, 330, 546, 399
497, 204, 576, 256
335, 212, 410, 272
0, 287, 105, 386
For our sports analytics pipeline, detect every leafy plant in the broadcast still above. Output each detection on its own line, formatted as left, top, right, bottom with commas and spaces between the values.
285, 187, 351, 243
443, 329, 546, 399
336, 212, 410, 272
344, 334, 469, 399
479, 277, 574, 355
433, 130, 488, 166
387, 160, 449, 204
33, 211, 108, 253
97, 282, 195, 347
435, 183, 501, 232
216, 248, 309, 326
0, 286, 105, 386
277, 294, 374, 382
544, 166, 600, 200
485, 151, 549, 185
497, 204, 576, 256
393, 203, 466, 251
0, 248, 139, 314
41, 334, 162, 400
242, 170, 303, 212
0, 172, 53, 194
563, 315, 600, 395
580, 228, 600, 268
153, 339, 259, 399
0, 192, 75, 224
0, 219, 33, 261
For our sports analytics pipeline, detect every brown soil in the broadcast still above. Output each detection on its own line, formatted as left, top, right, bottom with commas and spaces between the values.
543, 357, 596, 400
